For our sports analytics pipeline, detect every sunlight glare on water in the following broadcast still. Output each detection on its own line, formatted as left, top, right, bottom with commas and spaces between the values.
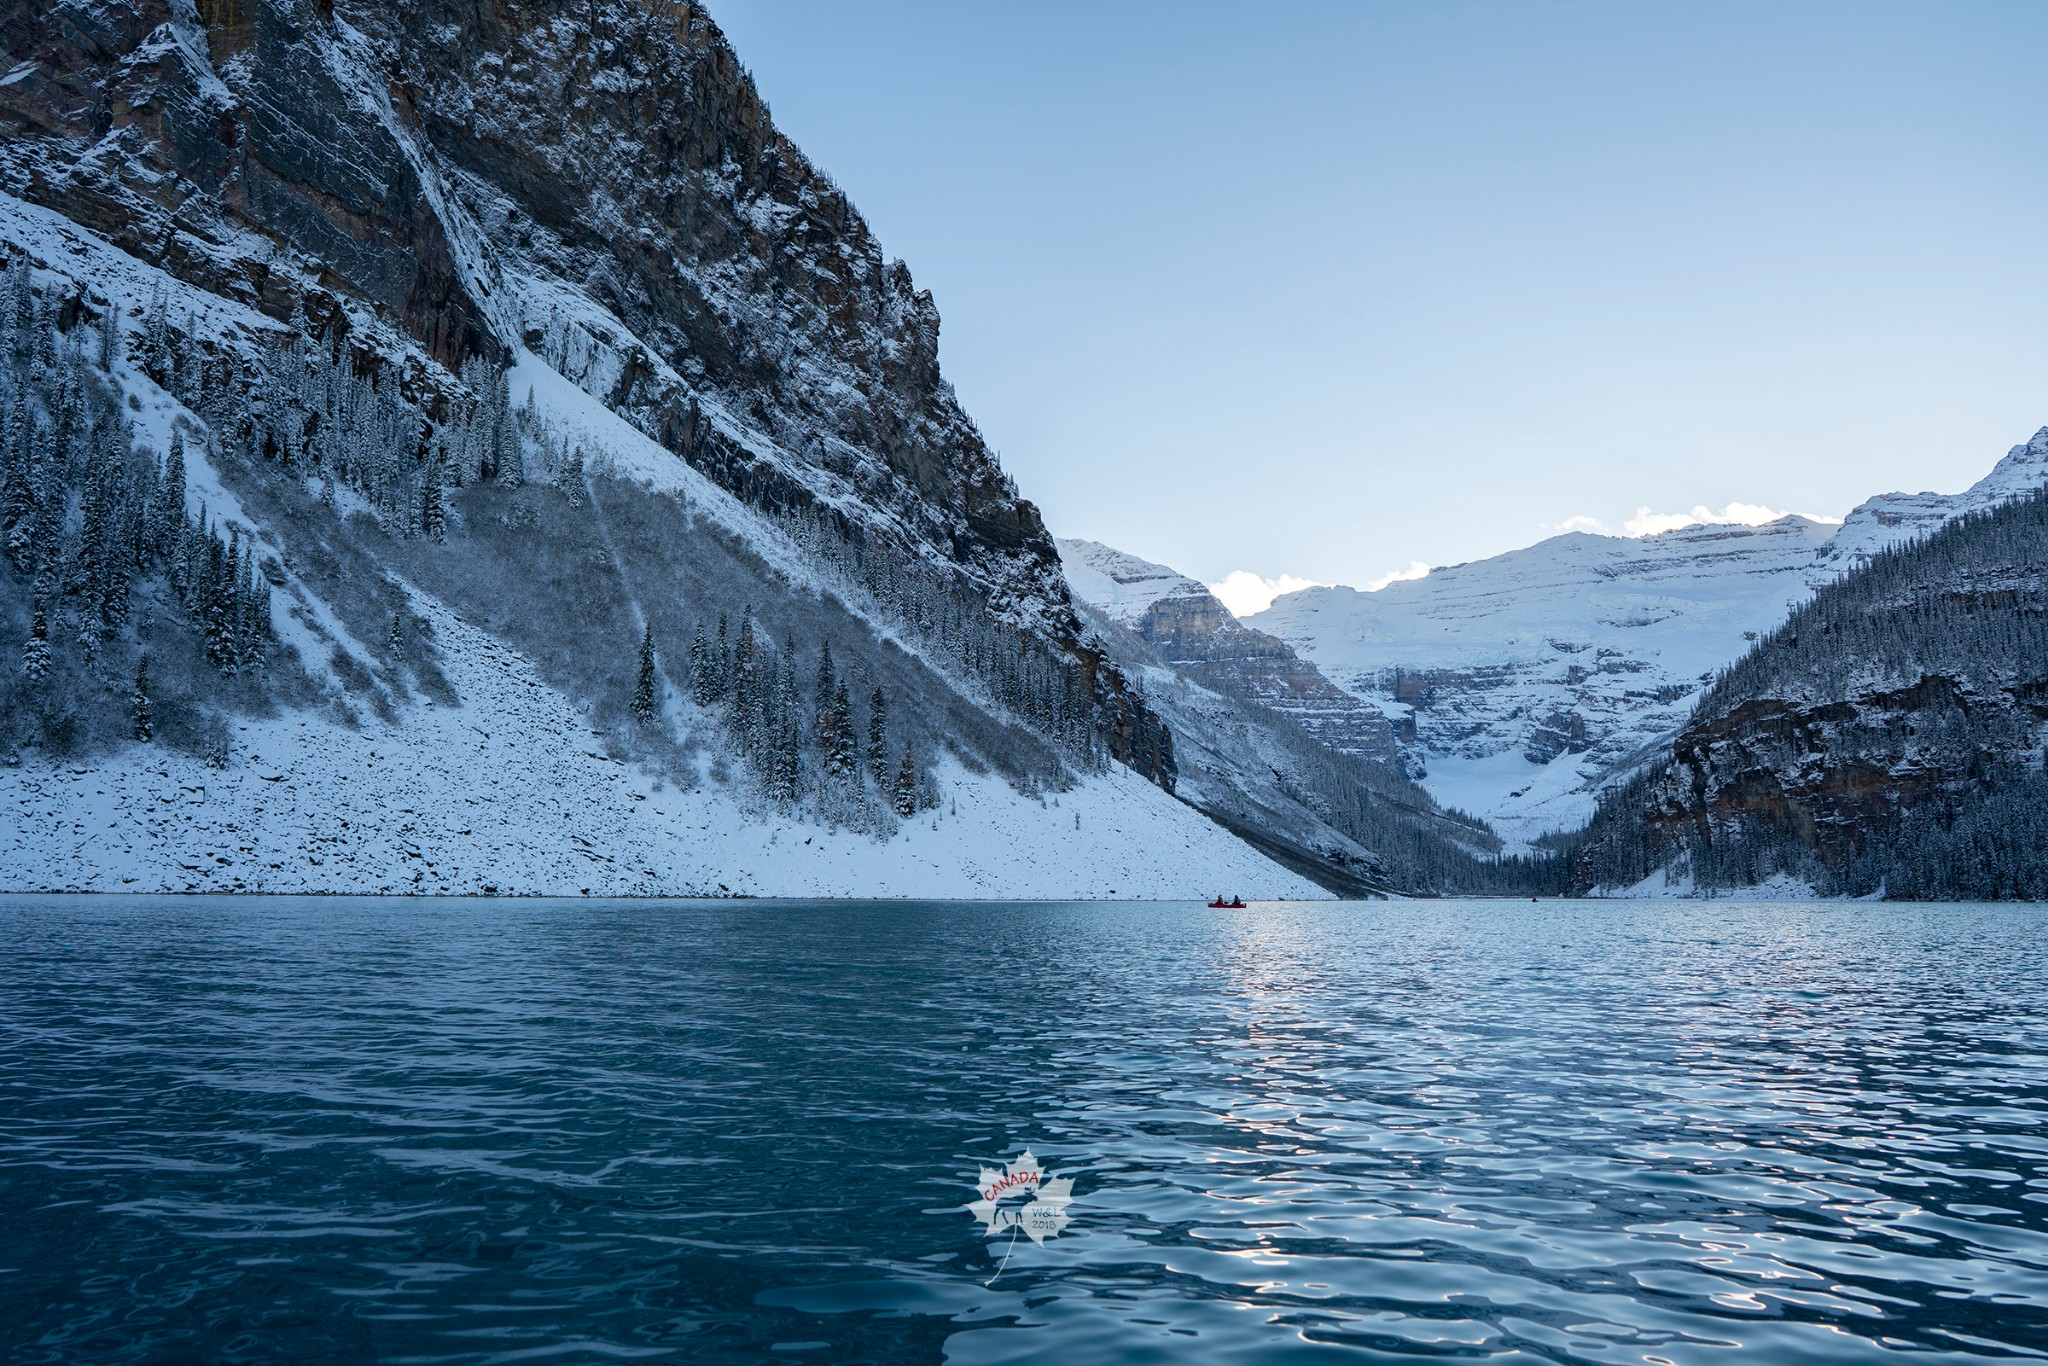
2, 896, 2045, 1363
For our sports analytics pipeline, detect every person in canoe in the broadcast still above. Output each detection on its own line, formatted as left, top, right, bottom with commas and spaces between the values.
1207, 895, 1247, 908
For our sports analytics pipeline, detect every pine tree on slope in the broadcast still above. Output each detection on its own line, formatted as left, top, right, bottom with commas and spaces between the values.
420, 475, 446, 542
21, 588, 49, 683
633, 623, 659, 725
892, 743, 919, 818
866, 685, 889, 786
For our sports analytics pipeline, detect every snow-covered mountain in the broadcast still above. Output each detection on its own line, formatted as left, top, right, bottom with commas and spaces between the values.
1820, 427, 2048, 567
1252, 428, 2048, 847
1057, 539, 1504, 896
1059, 538, 1405, 769
0, 0, 1325, 898
1566, 484, 2048, 899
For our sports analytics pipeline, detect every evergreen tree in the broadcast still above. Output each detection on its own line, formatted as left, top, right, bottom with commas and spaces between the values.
420, 475, 446, 542
202, 531, 233, 672
501, 385, 528, 487
132, 654, 153, 742
778, 652, 803, 799
556, 446, 585, 507
154, 431, 188, 556
20, 586, 49, 683
687, 624, 714, 706
222, 529, 245, 665
490, 366, 514, 483
238, 557, 267, 668
813, 642, 840, 769
174, 503, 204, 602
829, 678, 855, 778
1, 393, 33, 558
866, 685, 889, 785
892, 743, 919, 817
739, 645, 764, 763
632, 623, 659, 724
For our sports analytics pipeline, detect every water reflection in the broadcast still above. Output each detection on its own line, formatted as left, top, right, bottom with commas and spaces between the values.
0, 897, 2044, 1363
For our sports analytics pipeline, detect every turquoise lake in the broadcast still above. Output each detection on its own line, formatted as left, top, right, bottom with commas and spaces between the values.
2, 896, 2045, 1363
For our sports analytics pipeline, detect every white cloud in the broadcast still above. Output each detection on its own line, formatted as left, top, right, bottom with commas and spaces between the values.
1210, 562, 1431, 617
1363, 560, 1431, 592
1550, 515, 1610, 535
1621, 501, 1789, 537
1209, 570, 1330, 617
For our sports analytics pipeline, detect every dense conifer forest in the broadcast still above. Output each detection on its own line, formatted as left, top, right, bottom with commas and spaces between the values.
1560, 489, 2048, 899
0, 254, 1038, 834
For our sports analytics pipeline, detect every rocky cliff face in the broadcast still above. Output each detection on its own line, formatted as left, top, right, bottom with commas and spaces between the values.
1058, 538, 1405, 771
0, 0, 1318, 899
1057, 539, 1513, 897
1566, 487, 2048, 899
0, 0, 1171, 779
0, 0, 1179, 765
1254, 429, 2048, 846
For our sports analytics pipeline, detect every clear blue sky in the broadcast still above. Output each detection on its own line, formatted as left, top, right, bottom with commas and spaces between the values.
715, 1, 2048, 598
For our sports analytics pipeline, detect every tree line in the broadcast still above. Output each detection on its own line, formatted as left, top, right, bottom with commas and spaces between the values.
108, 270, 969, 824
1557, 488, 2048, 899
3, 255, 274, 758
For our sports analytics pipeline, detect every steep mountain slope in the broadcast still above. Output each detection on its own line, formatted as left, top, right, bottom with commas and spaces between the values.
0, 1, 1317, 896
1059, 538, 1406, 770
1058, 541, 1507, 897
1255, 430, 2048, 846
1565, 489, 2048, 900
1256, 516, 1836, 844
1820, 427, 2048, 567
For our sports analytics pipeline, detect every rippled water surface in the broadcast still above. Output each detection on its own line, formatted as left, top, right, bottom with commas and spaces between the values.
4, 897, 2048, 1363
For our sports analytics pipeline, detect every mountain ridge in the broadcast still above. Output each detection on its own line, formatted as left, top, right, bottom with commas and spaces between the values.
0, 0, 1337, 897
1242, 428, 2048, 844
1562, 485, 2048, 899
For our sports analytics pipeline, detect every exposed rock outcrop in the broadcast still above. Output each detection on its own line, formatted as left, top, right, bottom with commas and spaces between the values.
1564, 487, 2048, 899
1058, 538, 1404, 770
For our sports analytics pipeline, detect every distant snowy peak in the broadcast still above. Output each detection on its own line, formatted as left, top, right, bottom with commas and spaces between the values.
1977, 425, 2048, 499
1057, 537, 1410, 772
1056, 539, 1213, 630
1260, 513, 1836, 676
1824, 426, 2048, 567
1247, 427, 2048, 845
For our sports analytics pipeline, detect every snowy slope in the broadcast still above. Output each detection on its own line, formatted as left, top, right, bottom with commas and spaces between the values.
0, 580, 1323, 900
0, 2, 1292, 896
0, 240, 1319, 900
1254, 428, 2048, 846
